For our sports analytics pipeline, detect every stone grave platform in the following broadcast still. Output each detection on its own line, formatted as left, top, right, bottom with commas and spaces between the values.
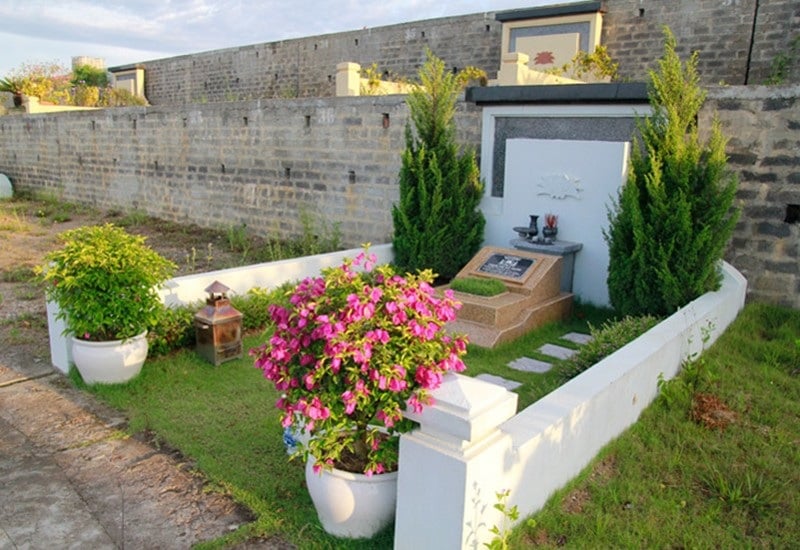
446, 247, 573, 348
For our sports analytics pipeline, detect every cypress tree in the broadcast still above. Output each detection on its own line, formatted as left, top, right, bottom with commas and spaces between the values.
392, 50, 485, 281
605, 28, 739, 316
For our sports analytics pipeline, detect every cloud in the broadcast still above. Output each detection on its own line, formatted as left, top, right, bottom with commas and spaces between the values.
0, 0, 577, 75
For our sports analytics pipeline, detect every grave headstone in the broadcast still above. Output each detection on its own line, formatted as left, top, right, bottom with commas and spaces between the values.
446, 246, 573, 348
0, 174, 12, 199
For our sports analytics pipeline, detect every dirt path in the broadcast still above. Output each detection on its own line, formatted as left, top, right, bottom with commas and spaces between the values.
0, 196, 290, 548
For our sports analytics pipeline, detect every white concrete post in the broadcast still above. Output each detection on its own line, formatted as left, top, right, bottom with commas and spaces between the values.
395, 374, 518, 549
336, 62, 361, 97
495, 52, 529, 86
46, 299, 71, 373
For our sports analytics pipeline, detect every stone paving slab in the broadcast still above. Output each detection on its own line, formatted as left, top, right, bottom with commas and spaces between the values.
562, 332, 593, 345
0, 417, 116, 549
507, 357, 553, 374
538, 343, 578, 361
476, 373, 523, 390
0, 370, 257, 549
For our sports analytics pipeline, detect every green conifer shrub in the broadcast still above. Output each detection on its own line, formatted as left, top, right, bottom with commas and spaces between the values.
605, 28, 739, 316
392, 50, 486, 281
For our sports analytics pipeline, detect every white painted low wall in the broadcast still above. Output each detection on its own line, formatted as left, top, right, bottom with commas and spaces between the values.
394, 262, 747, 549
47, 244, 394, 373
158, 243, 395, 307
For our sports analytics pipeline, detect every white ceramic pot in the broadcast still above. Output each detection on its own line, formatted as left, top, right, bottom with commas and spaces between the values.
305, 456, 398, 538
70, 331, 148, 384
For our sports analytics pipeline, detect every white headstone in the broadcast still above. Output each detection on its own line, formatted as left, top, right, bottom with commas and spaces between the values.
501, 138, 630, 306
0, 173, 12, 199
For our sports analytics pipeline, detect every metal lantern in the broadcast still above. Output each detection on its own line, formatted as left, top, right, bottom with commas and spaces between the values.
194, 281, 243, 365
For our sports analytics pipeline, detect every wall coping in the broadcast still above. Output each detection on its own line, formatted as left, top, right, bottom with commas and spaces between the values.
496, 1, 603, 22
466, 82, 649, 105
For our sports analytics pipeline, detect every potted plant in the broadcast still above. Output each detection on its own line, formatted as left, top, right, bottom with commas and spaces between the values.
0, 76, 24, 107
251, 247, 469, 538
39, 223, 176, 384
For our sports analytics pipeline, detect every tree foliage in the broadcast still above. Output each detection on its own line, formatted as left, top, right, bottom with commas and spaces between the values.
392, 50, 485, 281
71, 64, 109, 88
605, 28, 739, 317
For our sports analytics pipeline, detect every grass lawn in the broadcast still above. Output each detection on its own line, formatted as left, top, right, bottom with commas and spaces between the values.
75, 301, 799, 548
507, 301, 800, 548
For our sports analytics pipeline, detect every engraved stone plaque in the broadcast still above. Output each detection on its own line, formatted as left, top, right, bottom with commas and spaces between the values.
477, 254, 534, 279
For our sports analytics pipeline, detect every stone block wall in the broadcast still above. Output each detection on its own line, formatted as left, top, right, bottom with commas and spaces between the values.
136, 0, 798, 105
704, 85, 800, 307
1, 85, 797, 306
142, 14, 502, 105
0, 96, 481, 248
603, 0, 800, 86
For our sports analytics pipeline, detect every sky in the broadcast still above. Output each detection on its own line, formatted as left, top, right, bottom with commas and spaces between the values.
0, 0, 581, 77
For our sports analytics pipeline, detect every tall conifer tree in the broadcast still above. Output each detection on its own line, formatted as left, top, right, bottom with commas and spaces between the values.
605, 28, 739, 316
392, 50, 485, 281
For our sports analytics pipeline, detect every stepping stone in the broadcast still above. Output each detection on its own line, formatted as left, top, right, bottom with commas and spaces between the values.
507, 357, 552, 374
538, 343, 577, 360
476, 373, 522, 390
562, 332, 593, 345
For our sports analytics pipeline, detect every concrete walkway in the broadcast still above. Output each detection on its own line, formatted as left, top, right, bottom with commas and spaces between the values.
0, 361, 278, 549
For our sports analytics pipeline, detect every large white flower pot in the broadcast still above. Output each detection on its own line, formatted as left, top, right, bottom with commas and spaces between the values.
305, 456, 398, 538
70, 331, 148, 384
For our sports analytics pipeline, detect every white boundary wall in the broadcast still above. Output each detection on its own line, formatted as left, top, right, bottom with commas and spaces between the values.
394, 262, 747, 549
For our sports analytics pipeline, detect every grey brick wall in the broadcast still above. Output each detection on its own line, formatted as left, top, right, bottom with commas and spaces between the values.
0, 86, 797, 307
0, 97, 481, 248
704, 85, 800, 307
136, 0, 798, 105
142, 14, 503, 105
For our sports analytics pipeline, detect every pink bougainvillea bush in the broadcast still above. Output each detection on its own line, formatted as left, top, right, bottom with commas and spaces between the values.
251, 248, 468, 475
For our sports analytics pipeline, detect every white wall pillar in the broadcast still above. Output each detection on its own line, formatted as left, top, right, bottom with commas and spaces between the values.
46, 299, 71, 373
395, 374, 518, 549
336, 62, 361, 97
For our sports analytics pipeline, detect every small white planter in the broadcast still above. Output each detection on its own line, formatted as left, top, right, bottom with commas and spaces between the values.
305, 456, 398, 538
70, 331, 148, 384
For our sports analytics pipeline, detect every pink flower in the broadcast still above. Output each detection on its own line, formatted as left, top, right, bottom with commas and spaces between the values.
250, 246, 468, 475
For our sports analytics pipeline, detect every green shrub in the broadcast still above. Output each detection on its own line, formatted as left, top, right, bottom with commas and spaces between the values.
605, 28, 739, 317
392, 49, 485, 281
557, 315, 660, 382
230, 284, 293, 332
98, 88, 147, 107
148, 302, 198, 356
449, 277, 506, 297
39, 224, 176, 342
72, 84, 99, 107
147, 284, 295, 357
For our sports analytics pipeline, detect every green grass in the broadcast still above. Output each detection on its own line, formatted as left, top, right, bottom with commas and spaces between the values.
450, 276, 507, 297
75, 302, 609, 547
74, 301, 800, 548
506, 302, 800, 548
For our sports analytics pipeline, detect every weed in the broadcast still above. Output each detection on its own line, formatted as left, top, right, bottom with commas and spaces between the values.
115, 209, 150, 227
1, 265, 36, 283
765, 35, 800, 85
226, 223, 250, 255
658, 321, 717, 412
185, 247, 197, 272
700, 467, 780, 516
0, 209, 31, 232
13, 285, 40, 301
485, 489, 520, 550
205, 243, 214, 267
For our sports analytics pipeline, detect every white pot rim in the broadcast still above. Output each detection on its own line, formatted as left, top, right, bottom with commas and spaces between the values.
70, 330, 148, 346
